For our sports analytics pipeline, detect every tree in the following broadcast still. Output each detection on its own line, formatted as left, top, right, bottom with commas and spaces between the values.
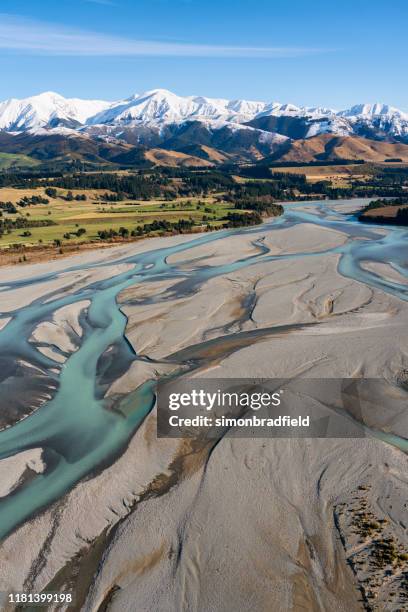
45, 187, 58, 198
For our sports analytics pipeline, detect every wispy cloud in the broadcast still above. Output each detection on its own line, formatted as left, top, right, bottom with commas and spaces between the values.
0, 14, 325, 58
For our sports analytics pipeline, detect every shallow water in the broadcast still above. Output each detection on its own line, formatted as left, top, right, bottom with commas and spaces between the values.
0, 198, 407, 539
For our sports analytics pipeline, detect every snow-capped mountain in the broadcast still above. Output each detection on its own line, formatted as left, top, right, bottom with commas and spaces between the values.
338, 103, 405, 119
0, 91, 110, 132
337, 103, 408, 140
0, 89, 407, 146
87, 89, 268, 127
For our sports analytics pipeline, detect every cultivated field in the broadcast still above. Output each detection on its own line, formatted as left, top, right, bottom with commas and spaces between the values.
0, 186, 236, 248
271, 162, 408, 187
363, 203, 408, 218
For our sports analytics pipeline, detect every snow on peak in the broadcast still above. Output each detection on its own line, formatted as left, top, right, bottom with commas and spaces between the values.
89, 89, 267, 127
0, 89, 406, 141
227, 98, 266, 115
0, 92, 111, 131
338, 103, 406, 119
335, 103, 408, 138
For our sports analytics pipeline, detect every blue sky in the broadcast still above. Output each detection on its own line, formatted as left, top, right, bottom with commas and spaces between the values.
0, 0, 406, 110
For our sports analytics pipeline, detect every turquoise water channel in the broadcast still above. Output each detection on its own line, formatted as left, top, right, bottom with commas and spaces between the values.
0, 199, 407, 539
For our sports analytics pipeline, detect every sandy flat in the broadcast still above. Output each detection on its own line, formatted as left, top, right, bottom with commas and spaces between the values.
0, 449, 44, 498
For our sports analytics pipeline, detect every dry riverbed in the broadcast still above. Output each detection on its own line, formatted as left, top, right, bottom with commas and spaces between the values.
0, 207, 407, 611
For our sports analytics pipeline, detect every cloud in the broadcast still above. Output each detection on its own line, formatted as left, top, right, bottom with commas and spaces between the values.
0, 14, 325, 58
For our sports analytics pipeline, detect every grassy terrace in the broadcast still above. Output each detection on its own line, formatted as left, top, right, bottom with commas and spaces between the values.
270, 162, 408, 188
0, 186, 239, 248
0, 161, 407, 264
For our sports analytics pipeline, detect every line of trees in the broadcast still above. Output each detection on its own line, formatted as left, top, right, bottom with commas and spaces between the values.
0, 217, 56, 238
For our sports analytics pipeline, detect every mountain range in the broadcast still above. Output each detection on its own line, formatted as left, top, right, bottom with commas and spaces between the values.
1, 89, 408, 167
